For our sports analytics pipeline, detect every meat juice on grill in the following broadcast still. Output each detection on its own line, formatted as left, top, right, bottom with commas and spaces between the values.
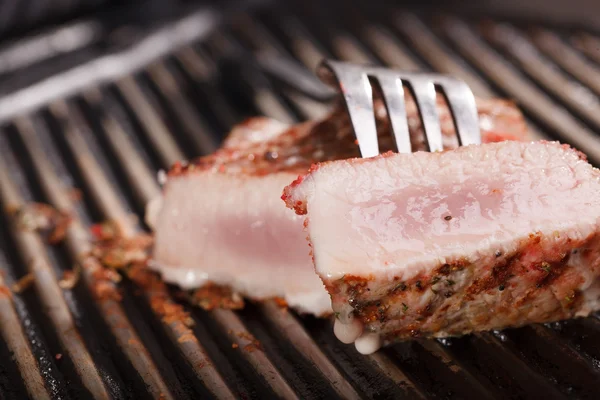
147, 96, 529, 317
284, 141, 600, 353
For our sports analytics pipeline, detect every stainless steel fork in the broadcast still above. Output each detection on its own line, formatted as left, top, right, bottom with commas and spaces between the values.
317, 59, 481, 158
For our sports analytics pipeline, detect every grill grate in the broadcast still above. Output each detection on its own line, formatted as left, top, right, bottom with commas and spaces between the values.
1, 1, 600, 399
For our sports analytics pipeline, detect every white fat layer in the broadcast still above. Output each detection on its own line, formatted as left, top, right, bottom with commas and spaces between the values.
285, 289, 333, 316
152, 173, 334, 317
157, 169, 167, 186
355, 333, 382, 355
144, 195, 163, 231
333, 318, 363, 344
150, 261, 333, 316
148, 261, 210, 288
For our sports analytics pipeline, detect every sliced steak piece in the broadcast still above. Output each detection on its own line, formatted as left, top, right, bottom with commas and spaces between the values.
149, 97, 529, 316
283, 141, 600, 352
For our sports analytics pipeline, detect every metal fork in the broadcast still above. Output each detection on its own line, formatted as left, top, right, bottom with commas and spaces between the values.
317, 59, 481, 158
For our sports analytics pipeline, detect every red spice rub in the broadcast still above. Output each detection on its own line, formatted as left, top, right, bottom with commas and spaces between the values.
12, 203, 72, 244
89, 219, 245, 316
189, 283, 244, 311
170, 97, 529, 178
330, 232, 600, 342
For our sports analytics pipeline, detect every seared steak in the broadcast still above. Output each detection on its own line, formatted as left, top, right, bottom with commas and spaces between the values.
283, 141, 600, 352
148, 97, 529, 316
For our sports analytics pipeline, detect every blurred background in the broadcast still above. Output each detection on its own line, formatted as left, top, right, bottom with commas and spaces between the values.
0, 0, 598, 40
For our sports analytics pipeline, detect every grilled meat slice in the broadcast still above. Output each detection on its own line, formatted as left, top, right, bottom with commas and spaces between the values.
148, 97, 529, 316
283, 141, 600, 352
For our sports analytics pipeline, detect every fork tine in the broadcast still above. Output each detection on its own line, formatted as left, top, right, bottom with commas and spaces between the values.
318, 60, 480, 156
439, 79, 481, 146
407, 78, 444, 152
373, 72, 412, 153
318, 60, 379, 158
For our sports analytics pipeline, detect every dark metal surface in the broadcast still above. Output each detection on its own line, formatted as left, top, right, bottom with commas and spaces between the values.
1, 1, 600, 399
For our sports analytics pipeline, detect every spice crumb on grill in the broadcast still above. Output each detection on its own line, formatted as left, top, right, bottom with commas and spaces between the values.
0, 286, 12, 298
55, 353, 62, 360
68, 188, 83, 202
236, 331, 255, 341
231, 343, 239, 349
92, 280, 122, 302
177, 333, 197, 344
58, 264, 81, 289
244, 340, 262, 353
189, 283, 244, 311
12, 202, 72, 244
89, 218, 250, 317
11, 273, 34, 294
273, 297, 289, 308
90, 221, 121, 242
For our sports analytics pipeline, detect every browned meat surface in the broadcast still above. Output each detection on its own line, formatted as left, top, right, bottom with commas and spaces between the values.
283, 141, 600, 353
167, 97, 528, 178
148, 96, 530, 316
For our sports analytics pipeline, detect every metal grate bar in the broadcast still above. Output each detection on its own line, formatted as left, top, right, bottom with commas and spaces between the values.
259, 301, 361, 400
531, 28, 600, 96
0, 157, 111, 400
206, 31, 299, 124
210, 309, 299, 400
232, 16, 332, 117
486, 326, 600, 397
146, 61, 220, 155
267, 14, 332, 72
549, 317, 600, 367
230, 17, 332, 120
174, 46, 240, 131
475, 332, 566, 398
326, 31, 373, 65
45, 99, 236, 400
232, 13, 293, 57
47, 100, 136, 237
80, 88, 162, 206
388, 13, 548, 141
365, 352, 427, 398
417, 340, 499, 399
481, 22, 600, 132
394, 14, 493, 98
359, 24, 422, 72
116, 76, 186, 167
0, 233, 68, 399
523, 325, 600, 388
12, 115, 175, 400
438, 16, 600, 165
571, 32, 600, 65
0, 273, 50, 400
